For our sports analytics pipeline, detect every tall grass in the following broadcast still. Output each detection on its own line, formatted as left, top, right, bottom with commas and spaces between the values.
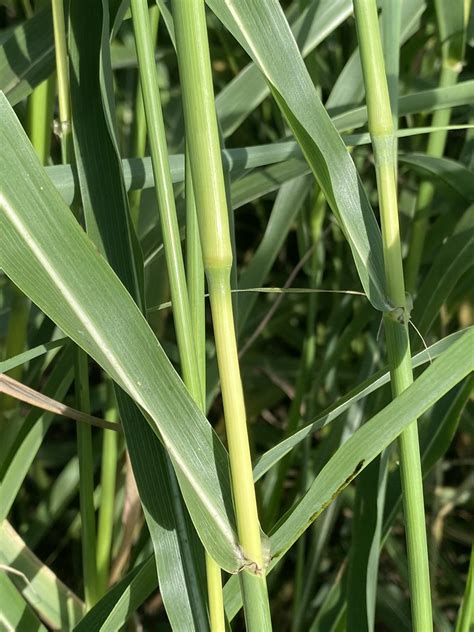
0, 1, 473, 630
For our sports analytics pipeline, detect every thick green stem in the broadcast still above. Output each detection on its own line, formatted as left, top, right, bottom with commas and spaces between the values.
207, 271, 261, 566
129, 3, 225, 627
186, 150, 225, 630
207, 270, 271, 629
353, 1, 432, 630
186, 154, 206, 399
171, 2, 272, 627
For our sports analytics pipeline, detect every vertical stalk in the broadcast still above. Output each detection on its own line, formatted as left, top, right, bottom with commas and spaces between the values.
75, 352, 99, 607
52, 0, 73, 162
96, 383, 119, 597
171, 2, 272, 629
129, 0, 200, 398
129, 4, 160, 227
129, 3, 225, 628
185, 157, 225, 630
185, 155, 206, 398
0, 66, 55, 415
405, 0, 470, 293
53, 0, 98, 605
404, 67, 459, 294
353, 1, 432, 630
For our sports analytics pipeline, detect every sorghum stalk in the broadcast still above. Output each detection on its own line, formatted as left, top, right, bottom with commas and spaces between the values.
353, 1, 433, 629
53, 0, 99, 606
171, 1, 272, 629
129, 2, 225, 627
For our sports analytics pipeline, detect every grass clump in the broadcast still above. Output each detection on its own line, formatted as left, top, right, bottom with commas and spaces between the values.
0, 1, 472, 630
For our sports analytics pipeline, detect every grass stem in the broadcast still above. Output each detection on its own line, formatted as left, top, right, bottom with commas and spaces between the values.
96, 385, 119, 597
53, 0, 99, 606
75, 352, 99, 607
129, 4, 160, 227
353, 1, 433, 629
51, 0, 72, 162
185, 156, 225, 628
171, 2, 272, 627
129, 3, 226, 627
129, 0, 201, 400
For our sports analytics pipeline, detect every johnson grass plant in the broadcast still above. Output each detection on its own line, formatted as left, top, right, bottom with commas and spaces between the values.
0, 1, 473, 631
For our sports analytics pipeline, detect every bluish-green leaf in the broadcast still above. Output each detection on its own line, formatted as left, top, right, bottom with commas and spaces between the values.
0, 92, 241, 574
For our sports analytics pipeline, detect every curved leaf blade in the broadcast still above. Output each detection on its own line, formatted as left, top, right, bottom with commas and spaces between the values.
224, 328, 474, 621
269, 328, 473, 561
0, 92, 242, 574
207, 0, 391, 311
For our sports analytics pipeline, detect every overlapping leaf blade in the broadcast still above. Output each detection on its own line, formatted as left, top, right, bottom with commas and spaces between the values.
214, 0, 353, 137
269, 329, 473, 562
69, 1, 210, 626
0, 7, 54, 105
0, 521, 85, 629
208, 0, 390, 312
0, 92, 241, 574
223, 328, 473, 620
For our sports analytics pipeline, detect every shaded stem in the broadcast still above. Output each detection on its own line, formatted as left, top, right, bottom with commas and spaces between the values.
52, 0, 73, 162
54, 0, 98, 605
405, 65, 459, 294
129, 4, 160, 227
75, 352, 99, 607
291, 198, 324, 628
129, 0, 201, 399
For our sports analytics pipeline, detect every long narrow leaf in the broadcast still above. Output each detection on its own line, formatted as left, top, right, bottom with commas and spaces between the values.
0, 92, 242, 574
69, 2, 209, 626
223, 328, 473, 620
0, 521, 85, 629
208, 0, 390, 312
